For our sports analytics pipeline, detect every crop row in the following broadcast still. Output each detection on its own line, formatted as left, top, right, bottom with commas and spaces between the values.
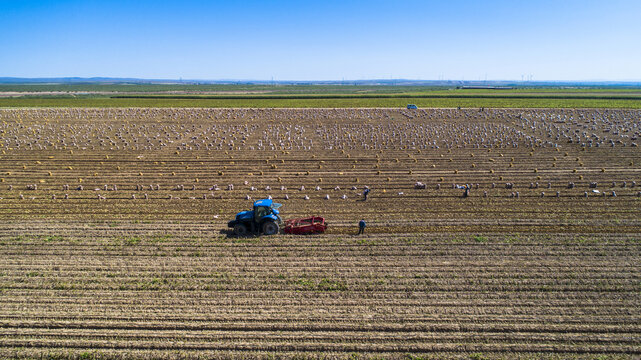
1, 228, 639, 358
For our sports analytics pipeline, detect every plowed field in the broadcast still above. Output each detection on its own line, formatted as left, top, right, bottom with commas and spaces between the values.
0, 108, 640, 359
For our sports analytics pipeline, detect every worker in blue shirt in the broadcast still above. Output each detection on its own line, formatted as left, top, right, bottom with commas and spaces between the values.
358, 219, 366, 235
363, 187, 370, 200
456, 184, 471, 198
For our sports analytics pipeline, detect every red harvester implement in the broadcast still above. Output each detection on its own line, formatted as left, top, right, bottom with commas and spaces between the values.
283, 216, 328, 235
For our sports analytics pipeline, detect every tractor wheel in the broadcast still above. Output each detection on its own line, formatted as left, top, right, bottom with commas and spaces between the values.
262, 221, 279, 235
233, 223, 248, 237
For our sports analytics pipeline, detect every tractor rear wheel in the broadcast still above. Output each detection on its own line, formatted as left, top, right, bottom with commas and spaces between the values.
262, 221, 279, 235
233, 223, 248, 237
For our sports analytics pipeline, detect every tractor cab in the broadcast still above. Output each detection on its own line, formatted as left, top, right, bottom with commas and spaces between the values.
253, 199, 281, 222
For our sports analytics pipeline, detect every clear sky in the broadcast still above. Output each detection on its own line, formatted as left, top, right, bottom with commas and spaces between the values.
1, 0, 640, 81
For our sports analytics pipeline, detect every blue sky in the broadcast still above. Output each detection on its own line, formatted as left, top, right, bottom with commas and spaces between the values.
1, 0, 639, 81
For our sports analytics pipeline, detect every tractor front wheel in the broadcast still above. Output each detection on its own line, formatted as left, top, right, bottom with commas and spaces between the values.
262, 221, 279, 235
233, 223, 249, 237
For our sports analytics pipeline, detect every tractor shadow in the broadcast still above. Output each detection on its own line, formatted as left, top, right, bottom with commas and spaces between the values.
217, 229, 263, 239
218, 229, 233, 237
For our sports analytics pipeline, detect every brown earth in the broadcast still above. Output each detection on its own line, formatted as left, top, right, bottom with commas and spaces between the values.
0, 108, 639, 359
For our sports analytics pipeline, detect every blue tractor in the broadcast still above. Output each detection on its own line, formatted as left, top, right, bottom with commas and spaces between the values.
227, 199, 283, 236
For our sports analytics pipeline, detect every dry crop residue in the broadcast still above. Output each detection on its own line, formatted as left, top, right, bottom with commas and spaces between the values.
0, 108, 640, 359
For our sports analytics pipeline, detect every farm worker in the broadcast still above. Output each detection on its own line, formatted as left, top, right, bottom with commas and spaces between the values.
358, 219, 366, 235
363, 187, 370, 200
456, 184, 471, 198
463, 184, 470, 198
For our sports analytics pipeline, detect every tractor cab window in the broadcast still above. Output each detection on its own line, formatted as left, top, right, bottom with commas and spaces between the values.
255, 206, 269, 220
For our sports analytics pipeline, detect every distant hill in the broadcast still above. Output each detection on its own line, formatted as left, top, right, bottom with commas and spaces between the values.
0, 77, 172, 84
1, 77, 640, 87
